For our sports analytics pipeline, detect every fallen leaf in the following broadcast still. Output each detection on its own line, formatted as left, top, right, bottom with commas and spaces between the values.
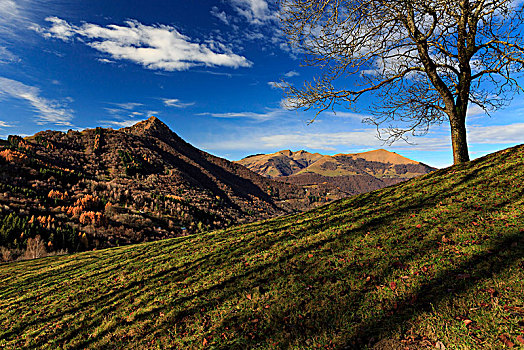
246, 294, 252, 300
456, 273, 471, 280
499, 334, 514, 348
308, 254, 313, 258
516, 335, 524, 345
203, 338, 208, 347
463, 319, 473, 327
435, 341, 446, 350
487, 288, 498, 297
504, 306, 524, 314
389, 281, 397, 290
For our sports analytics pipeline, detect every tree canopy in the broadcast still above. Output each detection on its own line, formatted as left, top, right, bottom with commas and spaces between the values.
279, 0, 524, 163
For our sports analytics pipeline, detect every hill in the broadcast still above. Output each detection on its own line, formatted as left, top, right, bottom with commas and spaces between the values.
236, 149, 436, 196
1, 144, 522, 349
0, 117, 321, 261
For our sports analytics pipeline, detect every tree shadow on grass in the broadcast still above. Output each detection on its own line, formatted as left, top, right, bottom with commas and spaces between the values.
343, 228, 524, 349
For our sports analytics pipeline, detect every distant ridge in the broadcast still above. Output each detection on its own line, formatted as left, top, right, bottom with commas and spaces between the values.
335, 149, 419, 165
236, 148, 436, 195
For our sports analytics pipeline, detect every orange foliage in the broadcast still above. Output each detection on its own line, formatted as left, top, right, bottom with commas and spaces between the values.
0, 149, 28, 163
66, 206, 84, 217
74, 194, 100, 209
48, 190, 68, 200
79, 211, 105, 226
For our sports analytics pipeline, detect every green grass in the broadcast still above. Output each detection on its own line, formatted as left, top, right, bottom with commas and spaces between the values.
1, 145, 523, 349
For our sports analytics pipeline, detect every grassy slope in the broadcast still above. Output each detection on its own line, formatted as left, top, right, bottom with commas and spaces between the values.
0, 145, 523, 350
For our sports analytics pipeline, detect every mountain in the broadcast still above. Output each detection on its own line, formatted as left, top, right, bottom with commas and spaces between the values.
237, 149, 436, 195
0, 117, 320, 260
1, 144, 522, 349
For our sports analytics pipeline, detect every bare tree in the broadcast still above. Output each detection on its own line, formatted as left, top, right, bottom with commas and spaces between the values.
22, 235, 47, 260
279, 0, 524, 163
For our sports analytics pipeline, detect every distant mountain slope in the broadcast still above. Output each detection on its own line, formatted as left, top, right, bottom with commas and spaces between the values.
239, 150, 324, 177
0, 117, 318, 260
237, 149, 436, 195
1, 144, 522, 349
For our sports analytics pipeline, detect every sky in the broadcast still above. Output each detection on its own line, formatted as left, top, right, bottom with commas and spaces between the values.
0, 0, 522, 168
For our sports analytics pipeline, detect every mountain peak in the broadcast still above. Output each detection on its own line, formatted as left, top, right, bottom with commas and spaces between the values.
122, 116, 173, 139
353, 149, 419, 165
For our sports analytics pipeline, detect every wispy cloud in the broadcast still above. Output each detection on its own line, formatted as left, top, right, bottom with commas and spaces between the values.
99, 119, 142, 128
211, 6, 230, 25
202, 121, 524, 154
283, 70, 299, 77
113, 102, 143, 110
33, 17, 253, 71
97, 58, 115, 64
466, 104, 486, 118
0, 0, 21, 36
0, 76, 73, 125
267, 81, 281, 89
0, 46, 19, 64
101, 101, 159, 127
332, 112, 367, 120
468, 123, 524, 144
0, 121, 13, 128
259, 131, 382, 151
162, 98, 195, 108
198, 109, 283, 122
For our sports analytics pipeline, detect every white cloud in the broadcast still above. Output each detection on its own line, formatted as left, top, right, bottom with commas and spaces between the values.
259, 131, 380, 150
198, 109, 282, 122
113, 102, 143, 110
33, 17, 252, 71
203, 122, 524, 153
97, 58, 115, 64
0, 0, 17, 15
332, 112, 367, 120
99, 118, 142, 128
267, 81, 281, 89
0, 76, 73, 125
466, 104, 486, 117
0, 0, 19, 31
284, 70, 299, 77
162, 98, 195, 108
230, 0, 276, 24
0, 120, 12, 127
0, 0, 29, 42
468, 123, 524, 144
0, 46, 18, 64
211, 6, 230, 25
280, 97, 304, 110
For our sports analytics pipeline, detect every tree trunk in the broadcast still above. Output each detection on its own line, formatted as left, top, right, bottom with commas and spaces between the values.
449, 117, 470, 164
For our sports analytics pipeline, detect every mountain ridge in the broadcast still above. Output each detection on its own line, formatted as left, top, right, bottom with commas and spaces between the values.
0, 117, 329, 260
236, 148, 436, 195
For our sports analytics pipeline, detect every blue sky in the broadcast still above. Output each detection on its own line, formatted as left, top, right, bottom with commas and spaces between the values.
0, 0, 522, 168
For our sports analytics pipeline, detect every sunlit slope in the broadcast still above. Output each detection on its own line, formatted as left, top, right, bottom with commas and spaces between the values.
0, 145, 523, 349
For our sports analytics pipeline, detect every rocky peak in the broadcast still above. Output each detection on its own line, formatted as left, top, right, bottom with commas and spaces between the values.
122, 116, 173, 139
